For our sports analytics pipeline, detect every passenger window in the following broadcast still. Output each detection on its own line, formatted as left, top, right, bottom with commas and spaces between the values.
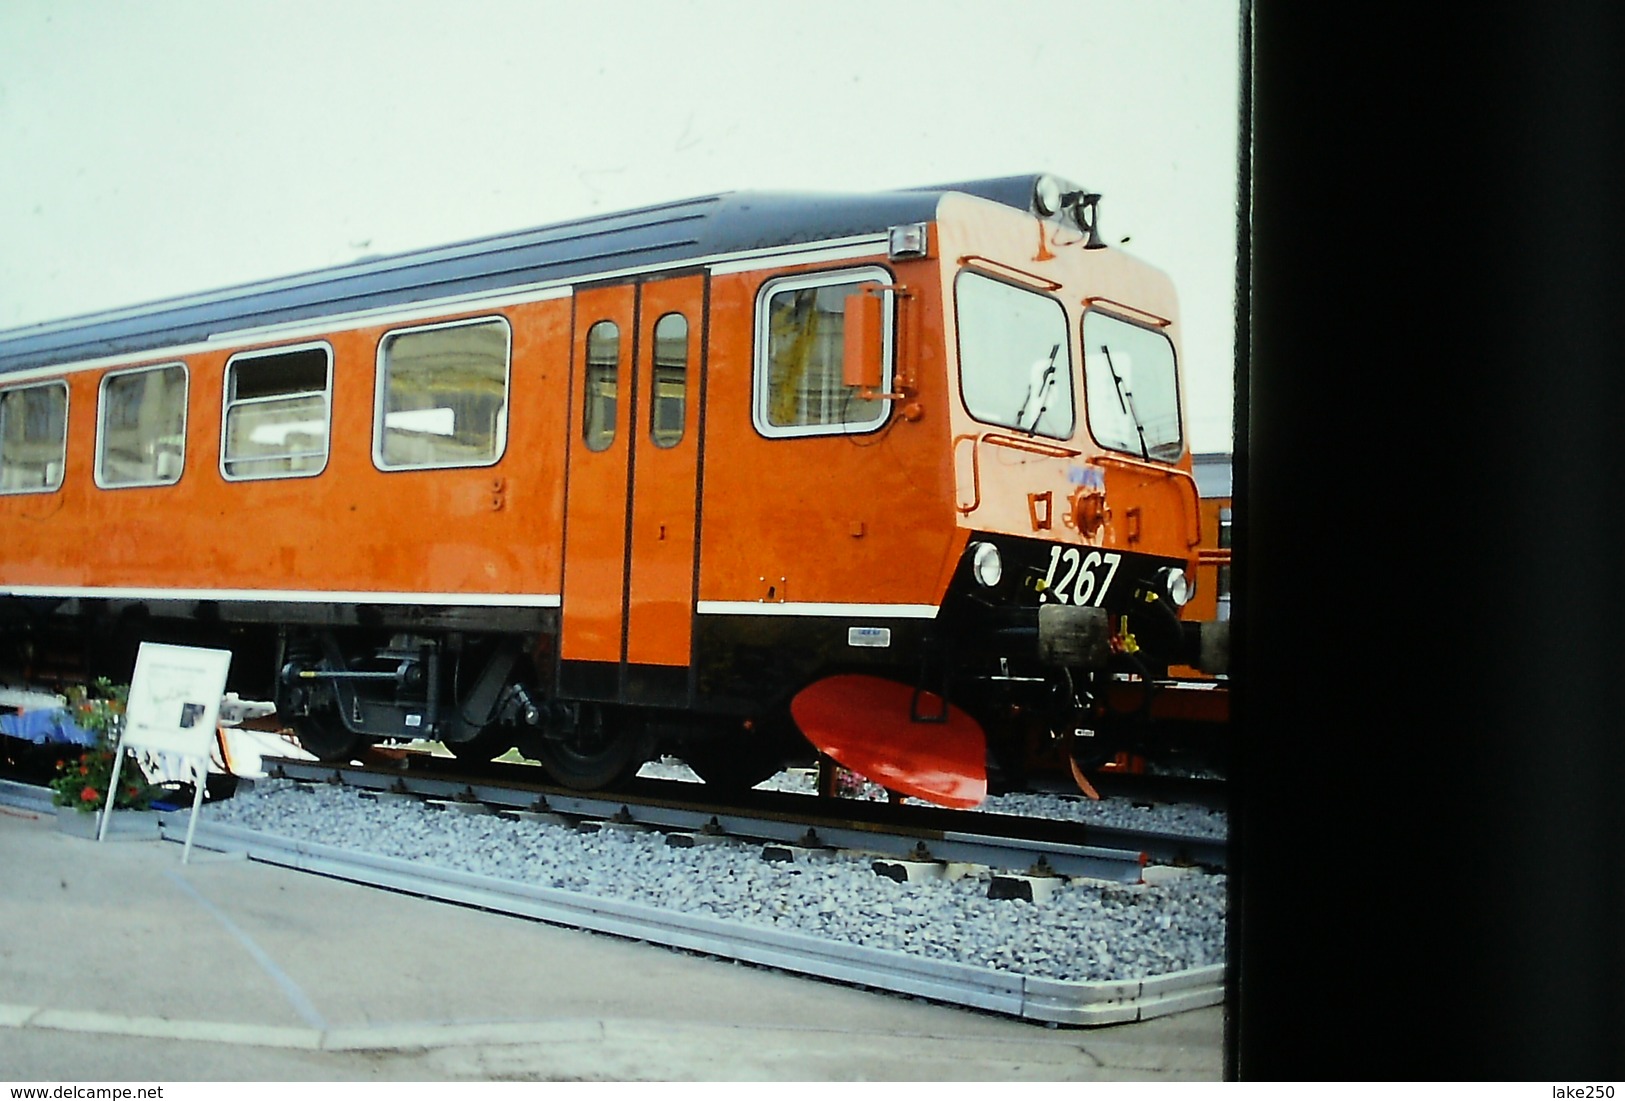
650, 313, 687, 448
0, 381, 68, 494
96, 363, 188, 488
375, 317, 510, 470
583, 320, 619, 452
753, 267, 891, 438
222, 344, 332, 480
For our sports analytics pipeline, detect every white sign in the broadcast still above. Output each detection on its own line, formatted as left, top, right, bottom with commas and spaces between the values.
122, 643, 234, 756
99, 642, 232, 861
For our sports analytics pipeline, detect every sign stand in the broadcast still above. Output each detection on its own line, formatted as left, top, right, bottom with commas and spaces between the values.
98, 643, 233, 863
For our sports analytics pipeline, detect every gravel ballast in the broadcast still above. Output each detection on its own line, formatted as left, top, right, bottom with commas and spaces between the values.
202, 778, 1228, 985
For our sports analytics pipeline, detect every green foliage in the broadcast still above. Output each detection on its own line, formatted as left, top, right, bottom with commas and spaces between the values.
47, 680, 156, 813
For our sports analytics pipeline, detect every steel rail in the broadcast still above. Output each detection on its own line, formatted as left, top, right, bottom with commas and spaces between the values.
262, 757, 1170, 882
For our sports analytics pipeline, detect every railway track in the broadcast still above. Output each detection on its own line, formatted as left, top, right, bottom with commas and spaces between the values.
262, 754, 1227, 878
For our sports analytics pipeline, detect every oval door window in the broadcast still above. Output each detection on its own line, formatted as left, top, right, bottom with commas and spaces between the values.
583, 320, 619, 452
650, 312, 687, 448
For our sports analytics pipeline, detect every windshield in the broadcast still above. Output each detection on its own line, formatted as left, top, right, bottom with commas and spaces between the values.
954, 270, 1075, 439
1082, 311, 1182, 461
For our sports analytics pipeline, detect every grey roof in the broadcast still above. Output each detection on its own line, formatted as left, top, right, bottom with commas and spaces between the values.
0, 174, 1062, 375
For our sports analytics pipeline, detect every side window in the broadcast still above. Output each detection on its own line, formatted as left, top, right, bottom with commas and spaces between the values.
0, 381, 68, 494
96, 363, 187, 488
650, 312, 687, 448
583, 320, 619, 452
375, 317, 510, 470
221, 343, 332, 480
753, 266, 891, 438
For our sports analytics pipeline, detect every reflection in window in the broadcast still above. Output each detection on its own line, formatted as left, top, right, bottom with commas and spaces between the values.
955, 270, 1074, 439
97, 363, 187, 487
0, 381, 68, 494
222, 344, 331, 479
1082, 311, 1182, 462
583, 320, 619, 452
755, 268, 889, 437
376, 317, 510, 469
650, 312, 687, 448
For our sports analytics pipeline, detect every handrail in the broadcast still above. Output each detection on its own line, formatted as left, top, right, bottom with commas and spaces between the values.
1089, 453, 1202, 548
978, 432, 1083, 459
952, 434, 981, 514
954, 432, 1085, 515
1080, 297, 1172, 328
956, 256, 1063, 292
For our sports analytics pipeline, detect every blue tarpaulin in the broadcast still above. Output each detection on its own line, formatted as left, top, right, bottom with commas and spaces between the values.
0, 709, 97, 747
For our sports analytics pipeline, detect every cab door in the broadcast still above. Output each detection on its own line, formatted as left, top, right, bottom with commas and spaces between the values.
559, 273, 705, 705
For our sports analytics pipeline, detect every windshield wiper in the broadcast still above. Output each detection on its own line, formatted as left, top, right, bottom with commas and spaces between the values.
1102, 344, 1150, 460
1014, 342, 1061, 435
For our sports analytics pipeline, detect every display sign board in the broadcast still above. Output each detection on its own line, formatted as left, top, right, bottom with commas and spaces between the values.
122, 643, 234, 757
98, 643, 233, 861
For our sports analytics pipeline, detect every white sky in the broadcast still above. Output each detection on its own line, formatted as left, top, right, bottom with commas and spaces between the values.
0, 0, 1241, 451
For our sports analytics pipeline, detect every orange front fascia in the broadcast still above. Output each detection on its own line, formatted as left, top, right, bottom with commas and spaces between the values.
934, 193, 1196, 565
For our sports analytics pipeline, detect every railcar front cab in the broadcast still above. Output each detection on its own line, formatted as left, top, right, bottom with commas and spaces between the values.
797, 177, 1229, 801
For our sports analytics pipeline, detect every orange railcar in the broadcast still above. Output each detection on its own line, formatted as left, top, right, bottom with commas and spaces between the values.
0, 176, 1227, 804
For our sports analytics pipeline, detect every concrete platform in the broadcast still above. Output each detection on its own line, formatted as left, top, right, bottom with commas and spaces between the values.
0, 803, 1224, 1081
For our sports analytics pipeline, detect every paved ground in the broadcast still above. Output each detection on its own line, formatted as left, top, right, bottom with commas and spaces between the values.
0, 801, 1224, 1081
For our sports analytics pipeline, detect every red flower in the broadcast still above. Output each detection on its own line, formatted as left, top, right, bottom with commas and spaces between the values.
80, 786, 99, 804
125, 786, 138, 798
55, 760, 65, 770
79, 765, 89, 776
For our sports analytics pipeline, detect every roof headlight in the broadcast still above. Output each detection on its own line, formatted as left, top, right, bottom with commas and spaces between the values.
1033, 175, 1065, 218
1157, 566, 1194, 608
970, 541, 1003, 588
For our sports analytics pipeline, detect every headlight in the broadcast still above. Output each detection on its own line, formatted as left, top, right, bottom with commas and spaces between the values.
970, 542, 1003, 588
1156, 566, 1194, 608
1033, 175, 1065, 218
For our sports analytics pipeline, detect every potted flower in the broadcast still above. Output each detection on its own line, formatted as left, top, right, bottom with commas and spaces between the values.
47, 681, 158, 837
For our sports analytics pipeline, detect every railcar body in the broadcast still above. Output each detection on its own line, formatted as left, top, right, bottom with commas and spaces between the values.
0, 174, 1227, 805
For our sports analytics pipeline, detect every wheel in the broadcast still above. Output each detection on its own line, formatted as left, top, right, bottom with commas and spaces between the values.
291, 713, 365, 762
532, 704, 648, 790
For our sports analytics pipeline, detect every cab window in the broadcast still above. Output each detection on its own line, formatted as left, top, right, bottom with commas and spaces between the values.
753, 267, 891, 438
955, 270, 1074, 440
1082, 310, 1182, 461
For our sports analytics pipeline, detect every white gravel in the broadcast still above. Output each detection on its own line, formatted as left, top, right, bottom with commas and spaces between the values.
203, 777, 1228, 985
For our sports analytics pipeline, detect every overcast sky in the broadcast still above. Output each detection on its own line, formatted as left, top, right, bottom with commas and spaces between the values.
0, 0, 1242, 451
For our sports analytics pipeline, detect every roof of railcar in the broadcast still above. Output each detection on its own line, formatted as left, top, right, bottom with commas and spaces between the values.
0, 174, 1061, 374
